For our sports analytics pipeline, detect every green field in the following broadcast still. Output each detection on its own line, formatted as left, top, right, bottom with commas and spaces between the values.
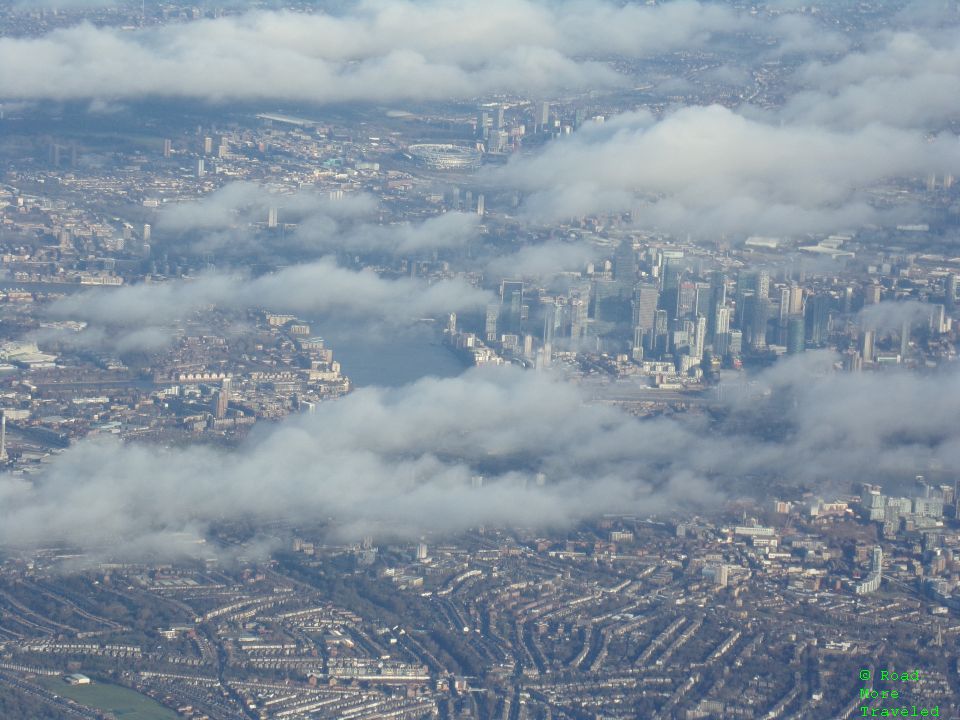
37, 677, 178, 720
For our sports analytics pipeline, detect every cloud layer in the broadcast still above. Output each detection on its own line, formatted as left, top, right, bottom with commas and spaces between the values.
2, 355, 959, 560
0, 1, 839, 103
496, 105, 960, 235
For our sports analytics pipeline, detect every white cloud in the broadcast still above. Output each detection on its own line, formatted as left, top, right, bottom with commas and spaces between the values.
493, 105, 960, 236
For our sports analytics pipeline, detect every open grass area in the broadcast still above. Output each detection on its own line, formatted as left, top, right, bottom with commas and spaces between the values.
37, 677, 178, 720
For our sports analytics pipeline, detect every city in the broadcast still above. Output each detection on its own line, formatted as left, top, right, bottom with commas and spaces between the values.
0, 0, 959, 718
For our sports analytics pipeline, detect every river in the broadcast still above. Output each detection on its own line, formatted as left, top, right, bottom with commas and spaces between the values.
310, 320, 469, 388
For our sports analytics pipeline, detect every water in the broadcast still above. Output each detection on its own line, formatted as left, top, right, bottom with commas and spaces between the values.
313, 321, 468, 388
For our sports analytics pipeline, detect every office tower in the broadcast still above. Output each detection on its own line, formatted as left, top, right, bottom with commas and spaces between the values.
947, 274, 957, 312
501, 280, 524, 334
614, 239, 637, 292
543, 300, 557, 345
416, 543, 428, 561
163, 138, 172, 158
864, 284, 882, 305
594, 279, 630, 326
778, 287, 791, 324
691, 315, 707, 360
494, 105, 505, 131
706, 272, 727, 341
447, 312, 457, 334
714, 306, 731, 338
842, 285, 854, 315
268, 207, 279, 228
570, 297, 589, 340
50, 143, 61, 167
786, 316, 805, 354
900, 320, 910, 360
537, 101, 550, 130
692, 282, 712, 319
485, 303, 499, 343
660, 253, 685, 317
804, 294, 831, 346
741, 294, 769, 350
476, 109, 491, 139
632, 284, 659, 332
203, 136, 214, 154
861, 329, 874, 363
0, 412, 7, 462
196, 158, 206, 178
739, 269, 769, 300
476, 194, 485, 217
788, 284, 804, 315
143, 224, 151, 242
676, 281, 697, 319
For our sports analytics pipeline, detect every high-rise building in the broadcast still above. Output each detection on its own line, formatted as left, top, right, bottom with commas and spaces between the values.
268, 207, 278, 228
203, 136, 214, 154
691, 315, 707, 360
476, 109, 491, 139
864, 284, 882, 305
786, 316, 805, 354
212, 377, 231, 419
742, 295, 769, 350
537, 101, 550, 130
0, 412, 7, 463
614, 239, 637, 292
142, 224, 151, 242
946, 274, 957, 312
804, 294, 831, 346
196, 158, 206, 178
861, 329, 875, 363
476, 194, 485, 217
500, 280, 525, 334
900, 320, 910, 360
485, 303, 499, 343
163, 138, 172, 158
677, 281, 697, 319
494, 105, 505, 131
632, 284, 659, 332
788, 284, 804, 315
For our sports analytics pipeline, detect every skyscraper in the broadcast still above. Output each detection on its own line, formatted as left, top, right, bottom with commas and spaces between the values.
861, 329, 875, 364
804, 294, 831, 346
614, 239, 637, 293
213, 377, 231, 419
786, 316, 805, 354
537, 101, 550, 130
632, 284, 659, 332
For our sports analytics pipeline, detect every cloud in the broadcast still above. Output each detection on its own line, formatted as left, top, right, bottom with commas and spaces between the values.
781, 29, 960, 129
157, 183, 478, 258
493, 105, 960, 236
3, 356, 960, 561
48, 257, 493, 328
482, 240, 593, 279
858, 300, 936, 332
0, 1, 848, 103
